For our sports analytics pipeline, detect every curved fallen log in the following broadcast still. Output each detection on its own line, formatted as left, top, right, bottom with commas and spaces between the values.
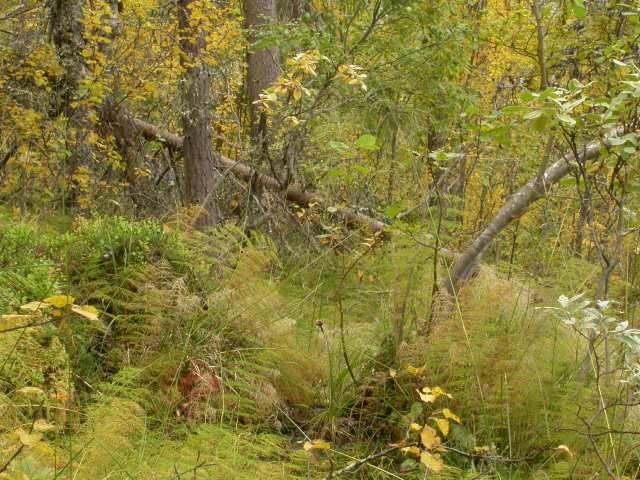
445, 132, 621, 293
123, 115, 389, 234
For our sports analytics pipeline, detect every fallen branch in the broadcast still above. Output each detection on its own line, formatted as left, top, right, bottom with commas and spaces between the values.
325, 445, 404, 479
126, 115, 389, 234
325, 441, 548, 479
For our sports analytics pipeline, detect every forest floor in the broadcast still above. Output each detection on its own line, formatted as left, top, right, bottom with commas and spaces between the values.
0, 212, 634, 479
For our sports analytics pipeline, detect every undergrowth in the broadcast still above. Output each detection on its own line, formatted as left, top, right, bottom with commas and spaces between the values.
0, 214, 635, 479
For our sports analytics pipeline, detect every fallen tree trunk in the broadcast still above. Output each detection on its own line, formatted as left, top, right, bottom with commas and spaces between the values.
124, 115, 389, 234
415, 132, 621, 335
117, 111, 620, 292
445, 130, 621, 294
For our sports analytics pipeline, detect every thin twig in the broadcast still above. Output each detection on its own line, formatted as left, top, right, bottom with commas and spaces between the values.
325, 444, 403, 479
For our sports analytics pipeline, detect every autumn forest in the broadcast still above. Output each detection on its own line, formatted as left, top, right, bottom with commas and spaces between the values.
1, 0, 640, 478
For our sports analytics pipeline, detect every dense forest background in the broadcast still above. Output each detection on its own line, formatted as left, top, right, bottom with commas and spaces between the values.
2, 0, 640, 478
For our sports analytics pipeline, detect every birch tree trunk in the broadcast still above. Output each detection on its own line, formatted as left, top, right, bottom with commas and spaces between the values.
445, 137, 612, 294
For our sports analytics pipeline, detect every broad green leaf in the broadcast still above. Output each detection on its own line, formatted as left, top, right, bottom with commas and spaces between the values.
571, 0, 586, 18
557, 113, 576, 126
328, 141, 350, 154
533, 114, 551, 132
355, 133, 379, 151
523, 110, 543, 120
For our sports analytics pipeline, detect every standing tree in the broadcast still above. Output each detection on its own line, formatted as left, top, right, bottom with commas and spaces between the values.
49, 0, 94, 206
178, 0, 223, 227
244, 0, 281, 158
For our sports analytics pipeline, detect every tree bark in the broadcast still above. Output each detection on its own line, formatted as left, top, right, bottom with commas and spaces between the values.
244, 0, 281, 142
531, 0, 548, 90
48, 0, 94, 196
445, 134, 619, 294
178, 0, 223, 227
100, 103, 144, 206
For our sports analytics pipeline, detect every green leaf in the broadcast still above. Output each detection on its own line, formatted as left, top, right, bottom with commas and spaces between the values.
532, 114, 551, 132
557, 113, 576, 126
328, 141, 350, 154
355, 133, 379, 151
571, 0, 586, 19
523, 110, 543, 120
384, 203, 405, 218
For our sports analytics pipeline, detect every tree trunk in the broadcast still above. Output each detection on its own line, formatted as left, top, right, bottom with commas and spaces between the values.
100, 103, 144, 208
244, 0, 281, 143
290, 0, 307, 19
49, 0, 94, 200
445, 134, 618, 294
178, 0, 223, 227
531, 0, 547, 90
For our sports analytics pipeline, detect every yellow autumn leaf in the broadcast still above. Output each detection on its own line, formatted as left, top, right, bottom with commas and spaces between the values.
405, 365, 425, 376
303, 439, 331, 452
421, 426, 441, 449
432, 386, 452, 399
555, 445, 574, 457
16, 386, 45, 397
409, 422, 423, 433
33, 419, 56, 432
71, 304, 100, 322
43, 295, 75, 308
442, 408, 461, 423
1, 314, 35, 329
417, 387, 436, 403
434, 417, 450, 436
15, 428, 43, 446
400, 446, 421, 459
420, 451, 444, 473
